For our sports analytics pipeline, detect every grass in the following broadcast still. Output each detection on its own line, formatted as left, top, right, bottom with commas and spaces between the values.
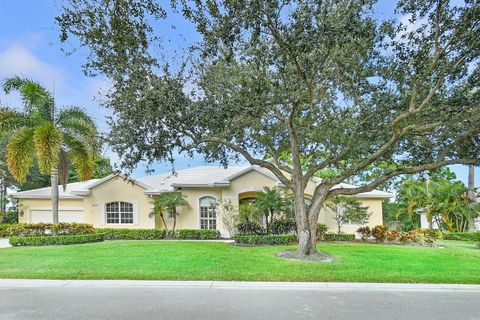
0, 240, 479, 283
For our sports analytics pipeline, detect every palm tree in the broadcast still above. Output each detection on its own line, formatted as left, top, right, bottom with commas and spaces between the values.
150, 192, 191, 233
468, 165, 476, 231
0, 76, 99, 223
149, 195, 169, 231
254, 187, 285, 233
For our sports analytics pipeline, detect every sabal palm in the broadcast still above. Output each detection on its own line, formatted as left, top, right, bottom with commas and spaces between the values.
151, 192, 191, 232
0, 76, 98, 223
254, 187, 285, 232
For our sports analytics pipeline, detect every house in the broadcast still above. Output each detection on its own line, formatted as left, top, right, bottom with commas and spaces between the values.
12, 165, 392, 236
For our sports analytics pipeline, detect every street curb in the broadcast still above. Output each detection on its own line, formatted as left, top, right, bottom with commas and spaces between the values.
0, 279, 479, 292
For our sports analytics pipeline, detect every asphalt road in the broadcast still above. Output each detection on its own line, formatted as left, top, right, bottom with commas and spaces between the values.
1, 280, 479, 320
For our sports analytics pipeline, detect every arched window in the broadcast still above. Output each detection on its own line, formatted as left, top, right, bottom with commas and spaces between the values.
106, 202, 133, 224
199, 196, 217, 230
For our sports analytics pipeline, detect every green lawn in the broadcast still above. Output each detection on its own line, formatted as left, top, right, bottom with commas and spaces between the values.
0, 240, 479, 283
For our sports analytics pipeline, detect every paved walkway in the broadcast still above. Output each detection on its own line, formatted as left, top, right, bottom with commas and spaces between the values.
1, 280, 479, 320
0, 238, 11, 248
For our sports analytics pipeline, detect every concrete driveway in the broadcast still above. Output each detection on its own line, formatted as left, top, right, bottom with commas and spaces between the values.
1, 280, 479, 320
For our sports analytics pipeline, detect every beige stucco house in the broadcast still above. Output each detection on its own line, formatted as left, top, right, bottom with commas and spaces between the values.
13, 165, 392, 237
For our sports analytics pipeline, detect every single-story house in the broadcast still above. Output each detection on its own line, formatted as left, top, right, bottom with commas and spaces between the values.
12, 165, 392, 237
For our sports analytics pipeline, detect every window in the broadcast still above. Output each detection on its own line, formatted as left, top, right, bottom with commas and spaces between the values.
199, 196, 217, 230
106, 202, 134, 224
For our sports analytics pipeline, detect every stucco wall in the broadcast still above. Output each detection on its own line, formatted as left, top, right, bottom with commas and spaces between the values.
84, 177, 155, 229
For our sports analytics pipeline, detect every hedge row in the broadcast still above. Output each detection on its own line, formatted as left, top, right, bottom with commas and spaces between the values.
7, 223, 94, 237
443, 232, 480, 242
323, 233, 355, 241
177, 229, 221, 240
95, 228, 167, 240
94, 228, 221, 240
234, 234, 298, 245
9, 233, 105, 246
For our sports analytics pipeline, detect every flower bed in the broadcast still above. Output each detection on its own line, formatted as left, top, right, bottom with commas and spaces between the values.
234, 234, 297, 245
357, 226, 443, 246
9, 233, 104, 246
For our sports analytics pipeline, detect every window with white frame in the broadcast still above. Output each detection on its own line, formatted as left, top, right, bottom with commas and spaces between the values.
106, 202, 134, 224
199, 196, 217, 230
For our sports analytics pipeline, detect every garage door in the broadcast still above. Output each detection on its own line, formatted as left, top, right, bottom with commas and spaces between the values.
30, 210, 85, 223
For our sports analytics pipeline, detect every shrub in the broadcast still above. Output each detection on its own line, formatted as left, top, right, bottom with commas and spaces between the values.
177, 229, 221, 240
386, 230, 400, 242
95, 228, 166, 240
234, 234, 297, 245
8, 223, 94, 237
323, 233, 355, 241
371, 225, 388, 242
420, 229, 442, 240
316, 223, 328, 240
9, 233, 104, 246
0, 224, 11, 237
476, 242, 480, 249
235, 221, 265, 235
398, 231, 411, 244
356, 226, 371, 241
443, 232, 480, 241
270, 220, 297, 235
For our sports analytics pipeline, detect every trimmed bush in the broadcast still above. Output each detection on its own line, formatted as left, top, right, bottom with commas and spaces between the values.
323, 233, 355, 241
234, 234, 297, 245
9, 233, 104, 246
443, 232, 480, 241
95, 228, 166, 240
316, 223, 328, 240
8, 223, 94, 237
177, 229, 221, 240
270, 220, 297, 235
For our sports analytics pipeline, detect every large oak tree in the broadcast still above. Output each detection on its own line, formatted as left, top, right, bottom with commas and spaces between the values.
57, 0, 479, 258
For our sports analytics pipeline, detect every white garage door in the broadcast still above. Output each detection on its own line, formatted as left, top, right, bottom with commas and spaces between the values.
30, 210, 85, 223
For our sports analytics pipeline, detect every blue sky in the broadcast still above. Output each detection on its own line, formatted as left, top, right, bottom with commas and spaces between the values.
0, 0, 478, 186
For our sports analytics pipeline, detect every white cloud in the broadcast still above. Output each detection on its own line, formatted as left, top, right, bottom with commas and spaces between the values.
0, 44, 64, 85
0, 44, 65, 107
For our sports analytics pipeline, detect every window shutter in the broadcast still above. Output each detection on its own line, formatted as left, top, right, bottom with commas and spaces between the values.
133, 201, 139, 225
100, 202, 106, 225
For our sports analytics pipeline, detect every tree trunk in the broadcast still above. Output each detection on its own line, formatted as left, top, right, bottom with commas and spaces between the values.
51, 168, 59, 224
467, 165, 476, 232
293, 181, 318, 258
160, 213, 168, 232
172, 207, 177, 233
265, 212, 269, 234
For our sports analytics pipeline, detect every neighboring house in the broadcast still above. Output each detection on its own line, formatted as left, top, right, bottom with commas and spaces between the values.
12, 165, 392, 237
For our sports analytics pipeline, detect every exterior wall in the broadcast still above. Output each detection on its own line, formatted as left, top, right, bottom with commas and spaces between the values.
18, 198, 85, 223
83, 177, 155, 229
319, 198, 384, 235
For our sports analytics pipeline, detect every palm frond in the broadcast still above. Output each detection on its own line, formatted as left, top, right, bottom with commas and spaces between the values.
6, 128, 35, 183
0, 108, 28, 133
2, 76, 54, 119
33, 122, 62, 175
64, 133, 95, 181
57, 106, 99, 149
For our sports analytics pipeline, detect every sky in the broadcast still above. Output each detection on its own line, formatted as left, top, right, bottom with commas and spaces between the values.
0, 0, 478, 186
